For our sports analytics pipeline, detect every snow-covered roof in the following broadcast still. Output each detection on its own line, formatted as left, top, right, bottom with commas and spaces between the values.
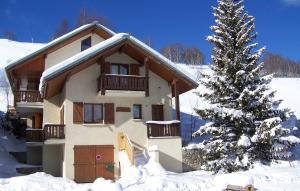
39, 33, 199, 93
5, 21, 115, 70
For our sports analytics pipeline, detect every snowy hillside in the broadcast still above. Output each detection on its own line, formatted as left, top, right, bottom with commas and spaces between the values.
0, 39, 44, 68
177, 64, 300, 118
176, 64, 300, 143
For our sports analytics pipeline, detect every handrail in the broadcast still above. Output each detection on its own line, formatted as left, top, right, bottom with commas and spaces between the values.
146, 121, 181, 138
98, 74, 149, 94
26, 124, 65, 142
15, 90, 43, 103
118, 132, 134, 166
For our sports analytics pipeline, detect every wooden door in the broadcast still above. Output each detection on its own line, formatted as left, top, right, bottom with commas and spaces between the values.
152, 105, 164, 121
95, 145, 114, 180
74, 145, 114, 183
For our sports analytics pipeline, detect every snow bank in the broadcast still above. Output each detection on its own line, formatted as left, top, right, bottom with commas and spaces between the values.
91, 178, 122, 191
212, 173, 253, 190
146, 120, 180, 125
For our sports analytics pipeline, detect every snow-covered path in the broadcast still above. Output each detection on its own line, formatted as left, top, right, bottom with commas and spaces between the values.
0, 129, 27, 178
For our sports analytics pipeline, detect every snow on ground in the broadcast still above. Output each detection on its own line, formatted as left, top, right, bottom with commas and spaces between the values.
1, 135, 299, 191
0, 129, 26, 178
1, 159, 300, 191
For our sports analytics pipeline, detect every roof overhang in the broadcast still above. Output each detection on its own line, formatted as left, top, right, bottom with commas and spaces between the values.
5, 22, 115, 90
40, 33, 198, 99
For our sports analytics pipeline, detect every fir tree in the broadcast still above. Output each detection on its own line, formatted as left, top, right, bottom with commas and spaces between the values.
193, 0, 299, 172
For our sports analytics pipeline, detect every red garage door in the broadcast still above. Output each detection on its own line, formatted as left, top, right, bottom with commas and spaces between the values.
74, 145, 114, 183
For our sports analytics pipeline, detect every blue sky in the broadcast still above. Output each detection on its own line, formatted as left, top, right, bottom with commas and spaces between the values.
1, 0, 300, 63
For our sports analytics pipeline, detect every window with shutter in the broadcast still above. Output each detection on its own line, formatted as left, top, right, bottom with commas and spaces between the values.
84, 103, 103, 123
73, 102, 83, 123
104, 103, 115, 124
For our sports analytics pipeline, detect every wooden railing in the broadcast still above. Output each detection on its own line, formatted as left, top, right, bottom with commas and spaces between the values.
118, 132, 134, 165
26, 129, 44, 142
15, 90, 43, 103
98, 74, 148, 94
44, 124, 65, 140
26, 124, 65, 142
146, 121, 181, 138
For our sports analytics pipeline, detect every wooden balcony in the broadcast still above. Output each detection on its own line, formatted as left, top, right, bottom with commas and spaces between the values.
26, 124, 65, 142
98, 74, 149, 95
146, 121, 181, 138
26, 129, 44, 142
44, 124, 65, 140
15, 90, 43, 103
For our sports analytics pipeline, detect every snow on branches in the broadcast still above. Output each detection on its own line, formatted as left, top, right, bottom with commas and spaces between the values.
193, 0, 299, 172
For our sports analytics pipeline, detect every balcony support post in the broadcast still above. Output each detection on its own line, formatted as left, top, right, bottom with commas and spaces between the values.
98, 57, 106, 95
144, 57, 149, 97
172, 79, 180, 121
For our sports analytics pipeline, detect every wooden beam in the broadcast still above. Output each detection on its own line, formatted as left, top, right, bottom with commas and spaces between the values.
173, 79, 180, 120
144, 57, 149, 97
118, 44, 127, 53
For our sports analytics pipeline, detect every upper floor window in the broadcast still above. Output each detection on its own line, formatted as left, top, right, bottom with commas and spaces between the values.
133, 104, 142, 119
111, 64, 129, 75
84, 103, 103, 123
81, 37, 91, 51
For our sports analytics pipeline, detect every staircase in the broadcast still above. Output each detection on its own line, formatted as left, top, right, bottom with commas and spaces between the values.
134, 149, 149, 167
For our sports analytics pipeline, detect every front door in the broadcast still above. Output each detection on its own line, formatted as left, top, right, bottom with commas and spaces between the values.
152, 105, 164, 121
74, 145, 114, 183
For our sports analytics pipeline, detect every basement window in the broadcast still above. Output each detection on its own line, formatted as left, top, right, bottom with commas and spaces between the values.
81, 36, 91, 51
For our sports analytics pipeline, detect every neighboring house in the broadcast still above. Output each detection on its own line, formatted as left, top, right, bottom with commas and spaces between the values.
5, 22, 198, 182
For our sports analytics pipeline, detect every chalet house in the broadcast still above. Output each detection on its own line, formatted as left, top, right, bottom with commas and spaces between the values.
5, 22, 198, 182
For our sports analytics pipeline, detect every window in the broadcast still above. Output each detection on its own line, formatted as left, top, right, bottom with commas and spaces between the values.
111, 64, 129, 75
133, 104, 142, 119
81, 37, 91, 51
84, 103, 103, 123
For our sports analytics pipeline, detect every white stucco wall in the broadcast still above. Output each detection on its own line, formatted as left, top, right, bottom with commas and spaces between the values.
45, 34, 104, 69
62, 56, 172, 179
147, 137, 183, 173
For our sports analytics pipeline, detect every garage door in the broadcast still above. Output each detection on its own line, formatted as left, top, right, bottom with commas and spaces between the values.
74, 145, 114, 182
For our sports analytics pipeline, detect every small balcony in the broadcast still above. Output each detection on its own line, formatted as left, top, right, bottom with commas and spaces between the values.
98, 74, 149, 96
146, 121, 181, 138
26, 124, 65, 142
15, 90, 43, 103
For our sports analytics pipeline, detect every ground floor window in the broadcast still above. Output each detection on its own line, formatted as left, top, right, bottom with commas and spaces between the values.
84, 103, 103, 123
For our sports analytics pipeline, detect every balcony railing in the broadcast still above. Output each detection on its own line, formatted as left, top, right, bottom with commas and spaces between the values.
26, 129, 44, 142
15, 90, 43, 103
44, 124, 65, 140
98, 74, 148, 95
26, 124, 65, 142
146, 121, 181, 138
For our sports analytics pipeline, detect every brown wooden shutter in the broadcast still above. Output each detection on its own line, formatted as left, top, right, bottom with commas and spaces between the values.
104, 103, 114, 124
130, 64, 139, 75
104, 62, 111, 74
152, 105, 164, 121
73, 102, 83, 124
